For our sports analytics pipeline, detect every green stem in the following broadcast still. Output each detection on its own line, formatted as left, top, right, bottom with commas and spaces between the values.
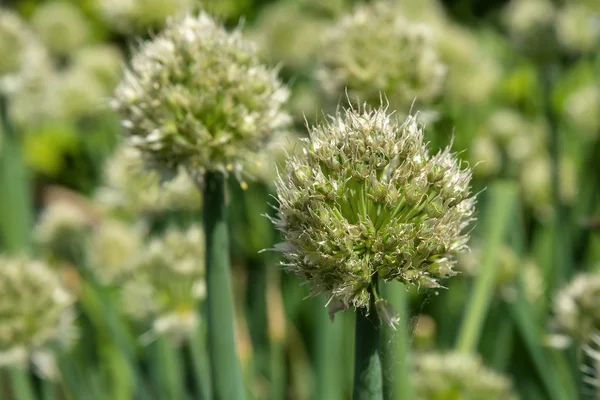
314, 298, 343, 400
202, 171, 244, 400
0, 95, 32, 253
380, 281, 411, 400
540, 64, 570, 289
456, 181, 518, 353
150, 336, 183, 400
8, 369, 35, 400
188, 327, 211, 400
353, 280, 383, 400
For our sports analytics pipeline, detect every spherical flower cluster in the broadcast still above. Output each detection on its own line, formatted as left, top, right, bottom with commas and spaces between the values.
557, 3, 600, 54
318, 2, 445, 110
251, 2, 327, 70
96, 145, 202, 215
112, 12, 290, 180
30, 1, 91, 56
0, 255, 77, 369
553, 272, 600, 342
273, 106, 475, 312
412, 352, 517, 400
0, 8, 48, 94
123, 225, 206, 342
94, 0, 195, 33
502, 0, 558, 59
434, 23, 502, 105
564, 84, 600, 138
72, 44, 124, 92
88, 219, 145, 284
34, 200, 93, 263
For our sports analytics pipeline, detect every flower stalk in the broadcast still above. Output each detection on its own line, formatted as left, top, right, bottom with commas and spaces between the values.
203, 170, 244, 400
353, 277, 383, 400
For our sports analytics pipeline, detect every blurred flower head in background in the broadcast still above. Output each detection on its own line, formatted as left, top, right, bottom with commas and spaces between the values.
88, 218, 145, 285
122, 225, 205, 343
412, 352, 518, 399
0, 255, 77, 377
113, 12, 290, 181
35, 200, 94, 263
503, 0, 558, 60
0, 8, 49, 95
274, 105, 475, 315
318, 1, 446, 111
30, 1, 92, 57
553, 272, 600, 343
96, 145, 202, 216
94, 0, 196, 33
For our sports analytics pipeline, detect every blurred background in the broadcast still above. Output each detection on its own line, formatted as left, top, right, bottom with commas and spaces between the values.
1, 0, 600, 399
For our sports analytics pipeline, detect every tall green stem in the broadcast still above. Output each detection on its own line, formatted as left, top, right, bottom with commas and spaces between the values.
381, 282, 412, 400
0, 95, 32, 253
353, 280, 383, 400
541, 64, 570, 289
202, 171, 244, 400
314, 297, 343, 400
456, 181, 518, 353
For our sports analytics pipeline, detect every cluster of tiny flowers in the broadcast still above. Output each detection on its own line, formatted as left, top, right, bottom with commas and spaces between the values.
411, 352, 517, 400
273, 106, 475, 312
0, 8, 48, 95
502, 0, 557, 59
433, 22, 501, 105
30, 1, 91, 57
88, 219, 145, 285
318, 1, 445, 110
113, 12, 290, 180
0, 255, 77, 370
94, 0, 195, 33
557, 2, 600, 54
251, 2, 327, 70
122, 225, 206, 342
458, 243, 543, 304
564, 84, 600, 138
34, 200, 93, 263
96, 145, 202, 216
553, 272, 600, 342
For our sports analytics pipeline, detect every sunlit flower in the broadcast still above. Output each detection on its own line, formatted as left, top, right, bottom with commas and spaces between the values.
113, 12, 290, 180
273, 105, 475, 316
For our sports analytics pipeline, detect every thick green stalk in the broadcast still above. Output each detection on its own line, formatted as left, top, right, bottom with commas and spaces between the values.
380, 282, 412, 400
202, 171, 244, 400
0, 95, 35, 400
314, 298, 343, 400
353, 281, 383, 400
541, 64, 570, 290
266, 267, 286, 400
456, 181, 518, 353
150, 336, 183, 400
188, 326, 211, 400
0, 95, 32, 252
